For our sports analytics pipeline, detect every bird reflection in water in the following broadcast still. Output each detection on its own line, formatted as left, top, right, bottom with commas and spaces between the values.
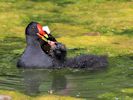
21, 69, 69, 96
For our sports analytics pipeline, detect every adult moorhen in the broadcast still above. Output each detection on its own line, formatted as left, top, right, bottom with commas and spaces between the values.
17, 22, 54, 68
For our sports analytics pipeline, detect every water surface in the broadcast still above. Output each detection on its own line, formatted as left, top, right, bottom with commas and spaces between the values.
0, 68, 132, 99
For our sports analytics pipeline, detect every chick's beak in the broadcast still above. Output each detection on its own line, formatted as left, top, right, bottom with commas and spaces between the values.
48, 41, 56, 48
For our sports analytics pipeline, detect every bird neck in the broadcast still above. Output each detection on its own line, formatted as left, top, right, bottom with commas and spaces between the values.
26, 35, 40, 47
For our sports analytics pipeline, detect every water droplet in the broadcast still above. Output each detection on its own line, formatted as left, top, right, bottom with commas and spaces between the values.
115, 97, 119, 100
48, 90, 54, 94
76, 92, 80, 97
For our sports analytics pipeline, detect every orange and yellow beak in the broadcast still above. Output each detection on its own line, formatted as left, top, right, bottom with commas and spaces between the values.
37, 33, 48, 42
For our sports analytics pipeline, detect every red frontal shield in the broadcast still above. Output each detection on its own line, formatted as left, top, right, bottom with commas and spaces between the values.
37, 23, 46, 36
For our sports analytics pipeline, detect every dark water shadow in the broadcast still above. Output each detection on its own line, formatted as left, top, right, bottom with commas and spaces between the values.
112, 54, 133, 78
114, 28, 133, 36
0, 36, 25, 54
31, 0, 76, 7
96, 26, 133, 36
3, 36, 25, 43
0, 36, 25, 74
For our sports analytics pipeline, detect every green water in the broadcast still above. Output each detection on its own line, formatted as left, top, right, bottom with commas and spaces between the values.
0, 0, 133, 99
0, 68, 132, 100
0, 36, 133, 99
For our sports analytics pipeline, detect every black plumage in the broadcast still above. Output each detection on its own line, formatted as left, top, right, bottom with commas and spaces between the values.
17, 22, 108, 69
